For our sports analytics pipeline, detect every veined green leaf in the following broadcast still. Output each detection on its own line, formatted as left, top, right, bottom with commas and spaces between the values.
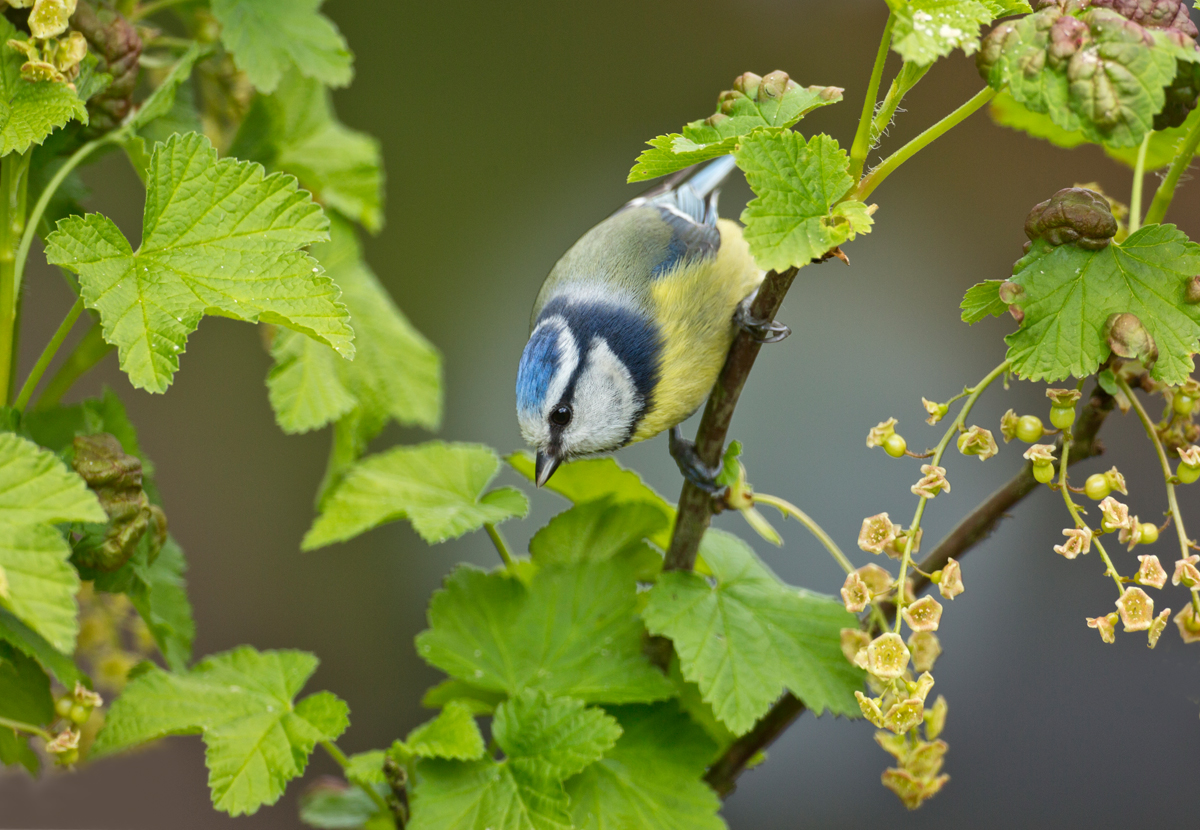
961, 279, 1008, 323
528, 499, 665, 579
403, 700, 486, 761
212, 0, 353, 93
892, 0, 996, 66
409, 757, 572, 830
0, 608, 83, 688
493, 690, 622, 781
0, 17, 88, 155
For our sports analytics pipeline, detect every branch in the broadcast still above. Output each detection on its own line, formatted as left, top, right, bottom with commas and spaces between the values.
704, 692, 804, 798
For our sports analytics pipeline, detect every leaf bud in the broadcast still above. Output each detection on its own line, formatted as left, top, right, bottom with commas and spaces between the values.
840, 628, 871, 664
1116, 586, 1155, 631
1053, 526, 1092, 559
841, 572, 871, 613
884, 698, 925, 734
937, 558, 964, 600
910, 464, 950, 499
856, 563, 895, 597
1098, 496, 1132, 533
865, 632, 911, 680
1135, 554, 1168, 589
1171, 555, 1200, 588
908, 630, 942, 673
1024, 188, 1118, 250
1087, 612, 1119, 643
1173, 604, 1200, 643
901, 596, 943, 632
1105, 312, 1158, 368
858, 512, 900, 554
1148, 607, 1172, 648
855, 691, 886, 727
956, 425, 998, 460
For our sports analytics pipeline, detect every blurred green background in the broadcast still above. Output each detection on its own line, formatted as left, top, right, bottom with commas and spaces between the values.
4, 1, 1200, 826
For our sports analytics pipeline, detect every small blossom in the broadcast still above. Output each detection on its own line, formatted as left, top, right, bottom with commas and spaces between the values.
1178, 445, 1200, 467
1053, 527, 1092, 559
1000, 408, 1020, 442
936, 558, 964, 600
840, 628, 871, 664
1116, 587, 1155, 632
1098, 496, 1131, 533
911, 671, 935, 703
957, 425, 998, 460
902, 596, 943, 632
1102, 466, 1128, 496
905, 739, 948, 779
882, 768, 949, 810
856, 563, 894, 597
858, 512, 899, 554
1086, 612, 1118, 643
1119, 517, 1143, 551
908, 631, 942, 673
924, 695, 948, 740
885, 527, 922, 560
884, 698, 925, 734
1046, 388, 1082, 407
1172, 555, 1200, 588
874, 730, 909, 761
911, 465, 950, 498
866, 417, 898, 449
841, 572, 870, 613
865, 632, 911, 680
1148, 608, 1172, 648
1023, 443, 1057, 464
72, 682, 102, 709
922, 397, 948, 425
1173, 604, 1200, 644
45, 728, 79, 754
855, 691, 885, 727
1135, 555, 1168, 589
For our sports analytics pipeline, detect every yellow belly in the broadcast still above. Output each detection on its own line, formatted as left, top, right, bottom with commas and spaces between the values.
630, 219, 763, 443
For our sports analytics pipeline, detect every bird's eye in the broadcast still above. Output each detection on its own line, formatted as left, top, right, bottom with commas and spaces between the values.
549, 405, 572, 427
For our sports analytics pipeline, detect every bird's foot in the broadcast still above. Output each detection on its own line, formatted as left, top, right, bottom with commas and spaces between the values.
735, 296, 791, 344
669, 427, 726, 497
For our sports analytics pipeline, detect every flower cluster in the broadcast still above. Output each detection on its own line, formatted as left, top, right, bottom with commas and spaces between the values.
3, 0, 88, 86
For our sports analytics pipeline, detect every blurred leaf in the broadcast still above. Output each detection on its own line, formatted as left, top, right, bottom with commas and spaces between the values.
127, 43, 209, 133
299, 780, 390, 830
345, 750, 386, 786
94, 647, 349, 816
124, 536, 195, 671
409, 757, 571, 830
643, 530, 863, 734
304, 442, 527, 548
212, 0, 353, 93
735, 131, 872, 272
528, 500, 665, 578
0, 641, 54, 726
0, 17, 88, 156
402, 700, 486, 760
0, 608, 83, 687
420, 679, 506, 716
0, 723, 39, 774
892, 0, 995, 65
493, 690, 622, 780
416, 561, 673, 704
961, 279, 1008, 323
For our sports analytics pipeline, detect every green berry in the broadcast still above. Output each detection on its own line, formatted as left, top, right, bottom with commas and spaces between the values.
1016, 415, 1044, 443
1139, 523, 1159, 545
54, 697, 73, 719
57, 748, 79, 766
1050, 405, 1076, 430
884, 433, 907, 458
1084, 473, 1111, 501
1033, 462, 1056, 484
68, 704, 90, 725
1174, 394, 1196, 417
1179, 463, 1200, 484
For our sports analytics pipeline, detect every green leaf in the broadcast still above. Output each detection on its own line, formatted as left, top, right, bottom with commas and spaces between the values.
981, 0, 1032, 15
409, 758, 571, 830
0, 641, 54, 727
93, 647, 349, 816
628, 81, 843, 183
493, 690, 622, 780
345, 750, 386, 786
735, 131, 873, 272
420, 679, 506, 716
528, 500, 665, 579
212, 0, 353, 93
892, 0, 995, 66
642, 529, 864, 735
416, 561, 674, 704
0, 433, 104, 652
1005, 224, 1200, 384
0, 607, 83, 688
0, 723, 39, 774
231, 70, 384, 232
267, 217, 440, 436
125, 536, 195, 671
0, 17, 88, 155
46, 132, 353, 394
961, 279, 1009, 323
128, 43, 210, 133
404, 700, 486, 760
300, 780, 390, 830
304, 442, 527, 548
565, 703, 724, 830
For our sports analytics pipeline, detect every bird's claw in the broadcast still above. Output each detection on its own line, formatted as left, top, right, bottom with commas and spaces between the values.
735, 298, 791, 344
669, 427, 727, 498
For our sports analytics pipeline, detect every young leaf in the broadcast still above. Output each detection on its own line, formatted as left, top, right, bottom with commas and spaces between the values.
93, 647, 349, 816
212, 0, 353, 93
420, 678, 507, 716
303, 442, 527, 548
403, 700, 486, 761
0, 607, 83, 688
0, 433, 105, 652
892, 0, 996, 66
344, 750, 386, 786
45, 132, 353, 394
1005, 224, 1200, 384
299, 779, 390, 830
643, 530, 864, 735
565, 703, 724, 830
124, 536, 195, 672
267, 217, 440, 436
735, 131, 873, 272
528, 500, 666, 578
126, 42, 210, 133
493, 690, 622, 780
0, 643, 53, 775
961, 279, 1008, 323
0, 17, 89, 156
408, 758, 572, 830
416, 561, 674, 704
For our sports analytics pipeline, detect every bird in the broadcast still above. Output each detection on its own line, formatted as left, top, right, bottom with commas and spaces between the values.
515, 155, 789, 489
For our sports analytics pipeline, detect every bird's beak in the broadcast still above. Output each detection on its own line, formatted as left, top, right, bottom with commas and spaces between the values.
535, 450, 562, 488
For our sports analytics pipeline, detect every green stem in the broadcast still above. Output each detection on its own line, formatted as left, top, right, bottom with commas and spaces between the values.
485, 523, 517, 571
1144, 111, 1200, 226
0, 716, 53, 742
33, 320, 113, 410
320, 739, 394, 819
131, 0, 192, 21
893, 360, 1009, 632
849, 12, 896, 181
869, 62, 932, 151
13, 298, 82, 412
1128, 131, 1152, 234
1057, 425, 1124, 595
853, 86, 997, 202
0, 148, 31, 404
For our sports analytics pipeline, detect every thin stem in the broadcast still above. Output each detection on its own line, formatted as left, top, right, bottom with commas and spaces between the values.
0, 716, 53, 742
320, 740, 393, 818
0, 148, 31, 403
1128, 132, 1152, 234
1144, 109, 1200, 226
485, 523, 517, 571
33, 320, 113, 410
1057, 425, 1124, 595
130, 0, 192, 21
1117, 376, 1192, 563
852, 86, 997, 202
14, 298, 82, 412
870, 62, 932, 151
849, 12, 896, 181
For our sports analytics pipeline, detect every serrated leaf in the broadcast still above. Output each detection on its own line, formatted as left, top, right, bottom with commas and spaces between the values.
565, 703, 725, 830
416, 561, 674, 704
267, 217, 440, 436
0, 433, 104, 652
409, 758, 571, 830
126, 536, 195, 671
892, 0, 995, 65
45, 132, 353, 394
345, 750, 386, 786
404, 700, 486, 760
643, 530, 864, 735
961, 279, 1009, 323
93, 647, 349, 816
528, 500, 665, 578
981, 0, 1032, 15
1005, 224, 1200, 383
0, 17, 88, 155
628, 82, 843, 182
212, 0, 352, 93
493, 690, 622, 781
735, 131, 872, 271
0, 607, 82, 687
304, 442, 525, 548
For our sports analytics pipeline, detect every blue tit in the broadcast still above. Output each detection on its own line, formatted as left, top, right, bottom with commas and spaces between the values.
516, 156, 781, 487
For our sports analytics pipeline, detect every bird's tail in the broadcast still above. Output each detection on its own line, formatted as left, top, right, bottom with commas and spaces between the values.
680, 155, 737, 200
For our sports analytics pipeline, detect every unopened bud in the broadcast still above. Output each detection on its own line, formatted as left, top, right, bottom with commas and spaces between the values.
1106, 312, 1158, 368
924, 695, 948, 740
882, 767, 949, 811
906, 738, 948, 779
856, 691, 885, 727
731, 71, 762, 98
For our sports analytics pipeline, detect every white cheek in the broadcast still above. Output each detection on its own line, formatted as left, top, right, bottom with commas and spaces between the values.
563, 338, 638, 455
519, 317, 578, 448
